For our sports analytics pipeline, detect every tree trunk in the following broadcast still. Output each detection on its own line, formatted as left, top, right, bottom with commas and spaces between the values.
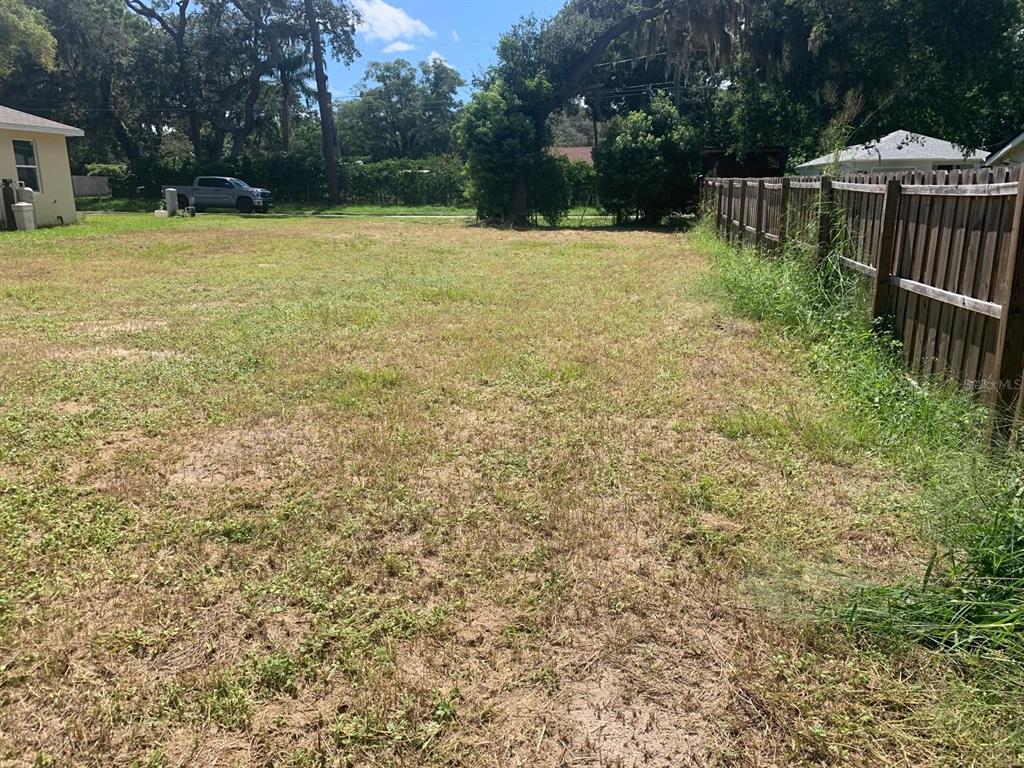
208, 128, 227, 161
280, 66, 292, 152
305, 0, 339, 206
511, 174, 528, 227
100, 75, 140, 161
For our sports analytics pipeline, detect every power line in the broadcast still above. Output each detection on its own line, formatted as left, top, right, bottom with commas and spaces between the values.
591, 51, 670, 69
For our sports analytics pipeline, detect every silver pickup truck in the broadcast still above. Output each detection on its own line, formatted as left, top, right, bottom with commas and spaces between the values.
163, 176, 273, 214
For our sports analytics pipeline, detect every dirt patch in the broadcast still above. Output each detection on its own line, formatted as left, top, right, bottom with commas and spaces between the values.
167, 420, 330, 490
161, 730, 253, 767
456, 602, 514, 647
73, 319, 169, 339
54, 399, 95, 416
565, 667, 711, 767
65, 426, 155, 486
54, 346, 184, 362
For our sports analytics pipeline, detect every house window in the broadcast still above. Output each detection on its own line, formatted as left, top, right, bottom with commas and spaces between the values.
12, 140, 41, 192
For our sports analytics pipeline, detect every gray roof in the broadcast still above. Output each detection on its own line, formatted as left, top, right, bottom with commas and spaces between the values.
0, 105, 84, 137
797, 130, 985, 169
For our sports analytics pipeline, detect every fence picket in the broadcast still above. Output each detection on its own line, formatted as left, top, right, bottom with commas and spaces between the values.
870, 179, 902, 320
754, 180, 765, 248
987, 172, 1024, 415
778, 178, 790, 248
817, 176, 833, 262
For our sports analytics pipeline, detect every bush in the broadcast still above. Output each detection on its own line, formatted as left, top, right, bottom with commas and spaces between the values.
531, 155, 572, 226
84, 162, 127, 179
95, 154, 468, 206
594, 93, 701, 224
564, 159, 596, 208
339, 155, 467, 206
455, 76, 559, 224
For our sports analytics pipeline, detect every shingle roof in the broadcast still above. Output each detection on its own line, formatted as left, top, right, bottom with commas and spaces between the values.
0, 105, 84, 137
797, 130, 984, 169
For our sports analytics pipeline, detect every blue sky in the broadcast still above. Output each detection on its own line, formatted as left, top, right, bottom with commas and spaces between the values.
326, 0, 566, 99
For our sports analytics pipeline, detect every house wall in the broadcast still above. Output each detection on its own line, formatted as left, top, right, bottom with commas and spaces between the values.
0, 128, 77, 228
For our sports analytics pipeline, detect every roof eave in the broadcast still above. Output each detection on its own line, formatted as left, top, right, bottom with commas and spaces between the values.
0, 121, 84, 137
986, 131, 1024, 166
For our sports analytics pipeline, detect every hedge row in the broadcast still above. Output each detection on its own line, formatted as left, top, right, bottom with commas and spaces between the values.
88, 154, 595, 208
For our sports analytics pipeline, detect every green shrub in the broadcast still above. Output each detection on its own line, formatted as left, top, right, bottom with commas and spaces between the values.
531, 155, 572, 226
594, 93, 701, 224
564, 159, 596, 208
455, 76, 563, 224
339, 155, 467, 206
84, 162, 127, 179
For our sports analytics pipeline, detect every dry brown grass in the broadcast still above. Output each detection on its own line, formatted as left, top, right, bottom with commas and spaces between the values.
0, 214, 1002, 766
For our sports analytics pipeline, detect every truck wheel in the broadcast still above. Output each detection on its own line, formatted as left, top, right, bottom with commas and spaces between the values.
237, 197, 254, 214
177, 195, 189, 211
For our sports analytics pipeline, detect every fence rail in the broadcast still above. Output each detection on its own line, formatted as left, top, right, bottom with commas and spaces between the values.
701, 167, 1024, 425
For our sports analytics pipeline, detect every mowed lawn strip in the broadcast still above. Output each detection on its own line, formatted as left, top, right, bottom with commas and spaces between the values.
0, 214, 1005, 766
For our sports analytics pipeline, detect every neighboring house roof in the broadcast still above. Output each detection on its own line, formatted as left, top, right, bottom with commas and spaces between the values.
551, 146, 593, 164
987, 129, 1024, 165
0, 105, 84, 137
797, 130, 985, 170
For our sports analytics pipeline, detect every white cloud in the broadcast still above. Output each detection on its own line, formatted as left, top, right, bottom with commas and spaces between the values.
427, 50, 447, 65
354, 0, 433, 42
382, 40, 415, 53
451, 29, 459, 42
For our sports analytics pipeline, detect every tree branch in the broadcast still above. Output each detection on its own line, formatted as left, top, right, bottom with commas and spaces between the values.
124, 0, 189, 42
549, 0, 677, 112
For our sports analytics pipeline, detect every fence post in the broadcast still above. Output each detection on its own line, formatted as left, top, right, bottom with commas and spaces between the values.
715, 180, 723, 234
754, 179, 765, 249
778, 177, 790, 249
738, 179, 747, 245
726, 179, 734, 241
816, 176, 834, 262
869, 179, 902, 321
988, 173, 1024, 425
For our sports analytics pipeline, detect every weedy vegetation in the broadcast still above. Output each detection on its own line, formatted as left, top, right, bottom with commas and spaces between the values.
696, 215, 1024, 757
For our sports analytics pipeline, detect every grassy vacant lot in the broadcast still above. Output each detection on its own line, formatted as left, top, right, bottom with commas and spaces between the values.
0, 215, 1012, 766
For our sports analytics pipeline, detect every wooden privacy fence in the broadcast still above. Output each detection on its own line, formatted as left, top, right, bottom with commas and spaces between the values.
701, 168, 1024, 421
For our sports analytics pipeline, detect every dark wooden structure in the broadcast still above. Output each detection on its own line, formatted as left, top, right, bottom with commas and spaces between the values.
701, 146, 788, 178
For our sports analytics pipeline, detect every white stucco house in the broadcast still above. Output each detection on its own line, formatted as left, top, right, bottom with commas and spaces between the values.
0, 105, 84, 228
796, 130, 986, 176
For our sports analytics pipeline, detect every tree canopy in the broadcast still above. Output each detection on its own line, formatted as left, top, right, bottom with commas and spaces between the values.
3, 0, 1024, 214
0, 0, 55, 78
0, 0, 358, 167
337, 57, 464, 160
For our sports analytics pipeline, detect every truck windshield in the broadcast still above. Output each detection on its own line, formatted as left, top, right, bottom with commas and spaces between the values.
228, 178, 251, 189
